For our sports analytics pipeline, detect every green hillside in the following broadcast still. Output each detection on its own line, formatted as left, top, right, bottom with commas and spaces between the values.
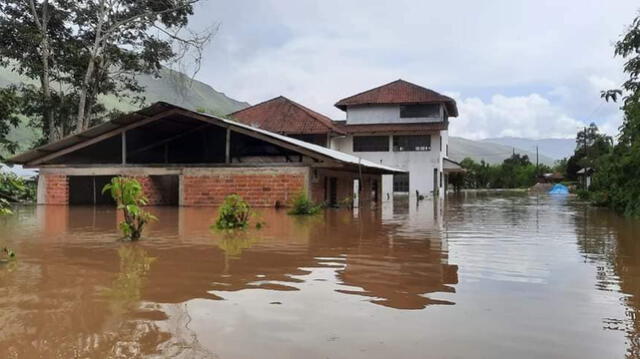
0, 66, 249, 152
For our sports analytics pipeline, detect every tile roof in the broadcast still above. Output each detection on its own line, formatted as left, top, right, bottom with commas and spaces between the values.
335, 79, 458, 117
228, 96, 345, 135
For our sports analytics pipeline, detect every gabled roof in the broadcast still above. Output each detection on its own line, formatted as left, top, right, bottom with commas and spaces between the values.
8, 102, 403, 174
335, 79, 458, 117
228, 96, 345, 135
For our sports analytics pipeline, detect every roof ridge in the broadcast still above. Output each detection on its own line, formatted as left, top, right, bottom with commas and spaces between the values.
334, 79, 406, 106
227, 96, 286, 117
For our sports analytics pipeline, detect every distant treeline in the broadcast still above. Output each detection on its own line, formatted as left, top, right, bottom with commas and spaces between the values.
452, 154, 555, 190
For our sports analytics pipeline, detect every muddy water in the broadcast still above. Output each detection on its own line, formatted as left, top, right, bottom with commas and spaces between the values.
0, 194, 639, 358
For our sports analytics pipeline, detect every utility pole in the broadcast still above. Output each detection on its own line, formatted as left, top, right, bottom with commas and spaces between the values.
536, 145, 539, 176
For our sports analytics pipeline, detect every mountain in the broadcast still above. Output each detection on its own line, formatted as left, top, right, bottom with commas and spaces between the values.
0, 66, 249, 153
480, 137, 576, 160
448, 136, 556, 166
0, 66, 249, 115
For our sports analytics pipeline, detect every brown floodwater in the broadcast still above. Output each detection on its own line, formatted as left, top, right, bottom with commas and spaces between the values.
0, 193, 639, 358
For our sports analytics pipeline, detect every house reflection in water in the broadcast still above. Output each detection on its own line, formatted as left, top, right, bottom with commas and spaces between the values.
0, 201, 457, 357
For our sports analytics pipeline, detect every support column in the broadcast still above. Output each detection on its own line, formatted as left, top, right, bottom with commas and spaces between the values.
225, 128, 231, 164
121, 131, 127, 165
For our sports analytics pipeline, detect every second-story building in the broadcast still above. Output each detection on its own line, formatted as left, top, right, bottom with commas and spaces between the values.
229, 79, 460, 203
331, 80, 459, 199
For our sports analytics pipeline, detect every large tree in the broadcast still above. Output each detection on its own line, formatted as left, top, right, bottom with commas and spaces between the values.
0, 0, 211, 148
592, 14, 640, 215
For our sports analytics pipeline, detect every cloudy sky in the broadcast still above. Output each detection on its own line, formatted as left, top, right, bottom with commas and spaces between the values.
184, 0, 638, 140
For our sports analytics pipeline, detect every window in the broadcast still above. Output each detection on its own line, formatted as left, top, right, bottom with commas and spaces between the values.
393, 174, 409, 193
400, 104, 440, 118
353, 135, 389, 152
393, 135, 431, 151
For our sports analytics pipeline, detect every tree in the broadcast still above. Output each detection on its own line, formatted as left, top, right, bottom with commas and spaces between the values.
68, 0, 213, 132
0, 0, 74, 143
0, 0, 212, 147
566, 123, 612, 180
589, 13, 640, 215
0, 87, 22, 158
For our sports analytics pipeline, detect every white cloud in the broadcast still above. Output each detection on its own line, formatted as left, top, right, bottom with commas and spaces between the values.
184, 0, 635, 139
450, 94, 587, 140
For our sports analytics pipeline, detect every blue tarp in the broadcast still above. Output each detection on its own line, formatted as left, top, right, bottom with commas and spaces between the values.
549, 184, 569, 195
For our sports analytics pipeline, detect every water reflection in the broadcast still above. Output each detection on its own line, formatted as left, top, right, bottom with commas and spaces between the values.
0, 201, 455, 357
5, 194, 640, 358
574, 205, 640, 358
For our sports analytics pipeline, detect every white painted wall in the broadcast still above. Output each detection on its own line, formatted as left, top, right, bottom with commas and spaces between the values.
331, 132, 446, 200
346, 104, 443, 125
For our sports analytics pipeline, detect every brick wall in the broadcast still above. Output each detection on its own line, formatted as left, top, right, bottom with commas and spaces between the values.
43, 175, 69, 204
181, 168, 307, 207
134, 176, 178, 205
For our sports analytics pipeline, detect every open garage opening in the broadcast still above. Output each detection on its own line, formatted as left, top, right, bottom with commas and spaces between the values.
68, 175, 179, 206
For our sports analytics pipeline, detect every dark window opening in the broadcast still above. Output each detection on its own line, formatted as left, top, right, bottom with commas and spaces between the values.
393, 135, 431, 151
399, 104, 440, 118
328, 177, 338, 207
353, 136, 389, 152
372, 179, 378, 202
69, 176, 117, 205
393, 174, 409, 193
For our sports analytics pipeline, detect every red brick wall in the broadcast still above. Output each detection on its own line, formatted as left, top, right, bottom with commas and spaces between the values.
43, 175, 69, 204
134, 176, 177, 205
181, 170, 306, 207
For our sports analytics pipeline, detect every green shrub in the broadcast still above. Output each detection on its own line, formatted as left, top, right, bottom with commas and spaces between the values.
216, 194, 252, 230
0, 172, 35, 203
288, 191, 321, 215
0, 198, 11, 215
102, 177, 157, 241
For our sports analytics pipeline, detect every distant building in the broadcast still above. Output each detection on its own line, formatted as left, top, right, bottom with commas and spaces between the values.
231, 80, 461, 200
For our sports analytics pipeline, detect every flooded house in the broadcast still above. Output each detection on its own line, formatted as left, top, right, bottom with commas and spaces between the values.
8, 102, 402, 207
230, 79, 463, 200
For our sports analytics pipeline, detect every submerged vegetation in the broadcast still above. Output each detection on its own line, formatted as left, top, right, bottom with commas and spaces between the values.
102, 177, 157, 241
288, 191, 321, 215
0, 198, 11, 215
215, 194, 261, 230
0, 171, 35, 204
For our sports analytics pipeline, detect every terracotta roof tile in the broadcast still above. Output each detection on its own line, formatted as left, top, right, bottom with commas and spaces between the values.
335, 79, 458, 117
228, 96, 345, 135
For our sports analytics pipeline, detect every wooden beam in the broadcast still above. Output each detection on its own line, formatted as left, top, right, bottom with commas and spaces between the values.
225, 128, 231, 164
121, 131, 127, 165
126, 123, 211, 158
175, 109, 336, 164
29, 109, 182, 166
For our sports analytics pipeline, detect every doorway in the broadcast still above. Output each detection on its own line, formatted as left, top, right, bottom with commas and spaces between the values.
328, 177, 338, 207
